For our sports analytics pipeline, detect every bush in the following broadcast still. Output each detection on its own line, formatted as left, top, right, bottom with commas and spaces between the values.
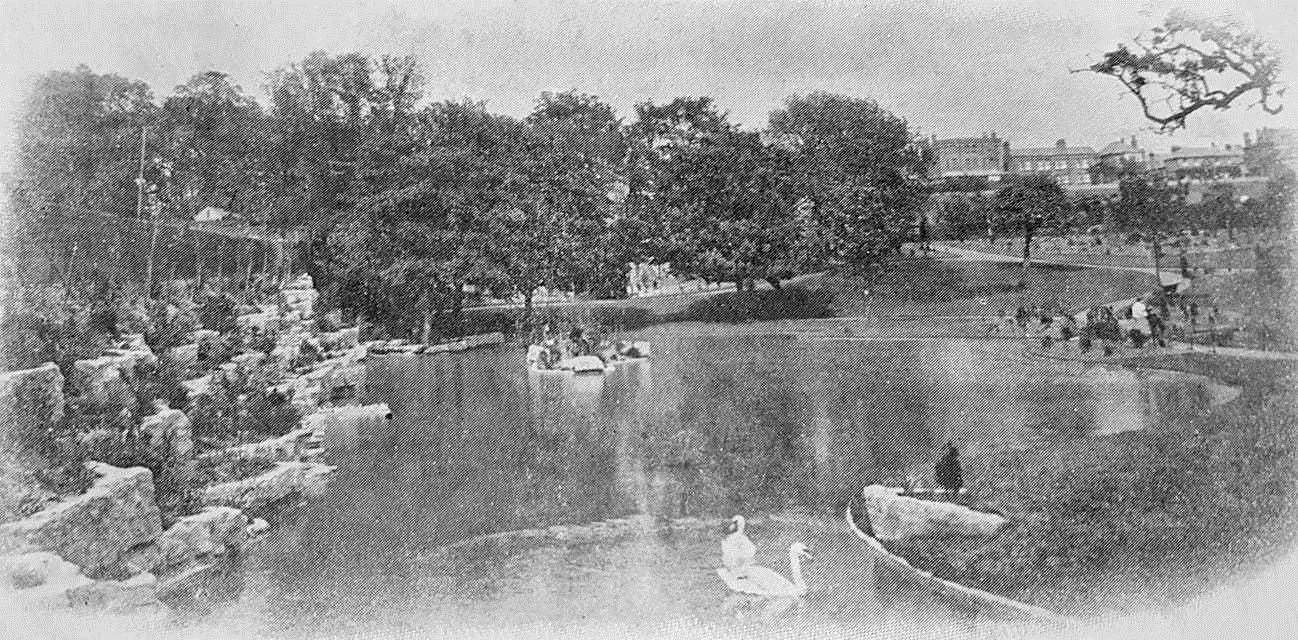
189, 366, 301, 444
675, 287, 834, 324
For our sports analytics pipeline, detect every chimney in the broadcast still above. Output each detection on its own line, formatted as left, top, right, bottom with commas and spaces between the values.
1055, 139, 1066, 149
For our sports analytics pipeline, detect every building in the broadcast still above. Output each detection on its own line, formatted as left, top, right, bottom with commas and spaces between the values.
1009, 139, 1096, 186
1090, 137, 1148, 183
1158, 144, 1245, 180
928, 133, 1009, 181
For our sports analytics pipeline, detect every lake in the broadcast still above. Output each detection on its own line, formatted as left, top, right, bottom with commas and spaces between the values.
185, 326, 1230, 639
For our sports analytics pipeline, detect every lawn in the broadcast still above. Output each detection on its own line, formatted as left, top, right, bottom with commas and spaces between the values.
885, 353, 1298, 617
826, 259, 1157, 318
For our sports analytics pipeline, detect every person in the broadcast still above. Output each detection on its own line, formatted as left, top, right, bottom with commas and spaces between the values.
934, 442, 963, 500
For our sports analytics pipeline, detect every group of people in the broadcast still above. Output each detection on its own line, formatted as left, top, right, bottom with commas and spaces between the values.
532, 324, 643, 370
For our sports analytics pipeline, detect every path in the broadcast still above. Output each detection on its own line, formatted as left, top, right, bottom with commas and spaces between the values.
930, 242, 1188, 290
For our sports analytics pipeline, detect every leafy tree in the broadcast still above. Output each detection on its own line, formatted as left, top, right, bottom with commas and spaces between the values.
767, 92, 927, 274
159, 72, 266, 218
526, 91, 632, 298
934, 192, 991, 242
1089, 12, 1284, 132
487, 120, 608, 329
990, 174, 1070, 284
10, 66, 160, 285
656, 129, 799, 290
1117, 172, 1187, 311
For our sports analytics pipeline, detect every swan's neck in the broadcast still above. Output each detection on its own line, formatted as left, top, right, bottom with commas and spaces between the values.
788, 553, 805, 589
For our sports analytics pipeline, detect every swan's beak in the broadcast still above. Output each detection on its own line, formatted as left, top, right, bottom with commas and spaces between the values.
802, 551, 815, 563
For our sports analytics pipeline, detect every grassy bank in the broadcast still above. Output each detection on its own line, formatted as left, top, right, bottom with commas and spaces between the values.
826, 259, 1155, 318
885, 353, 1297, 617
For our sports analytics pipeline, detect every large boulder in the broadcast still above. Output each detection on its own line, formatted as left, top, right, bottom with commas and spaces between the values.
152, 507, 247, 572
71, 356, 126, 405
319, 327, 360, 353
0, 463, 163, 577
303, 403, 390, 444
0, 362, 65, 442
165, 343, 200, 370
203, 461, 335, 510
860, 485, 1006, 542
228, 425, 318, 462
139, 405, 193, 459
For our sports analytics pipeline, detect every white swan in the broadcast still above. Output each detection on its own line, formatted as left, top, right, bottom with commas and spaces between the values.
716, 542, 813, 597
721, 515, 756, 573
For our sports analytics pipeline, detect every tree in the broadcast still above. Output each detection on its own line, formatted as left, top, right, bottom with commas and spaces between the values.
488, 121, 608, 330
526, 91, 632, 299
934, 192, 991, 242
1117, 172, 1187, 311
766, 92, 927, 274
160, 72, 266, 218
990, 174, 1070, 285
1089, 12, 1284, 132
656, 129, 799, 290
10, 66, 160, 286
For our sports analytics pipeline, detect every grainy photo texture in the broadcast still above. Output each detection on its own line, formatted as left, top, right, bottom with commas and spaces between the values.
0, 1, 1296, 639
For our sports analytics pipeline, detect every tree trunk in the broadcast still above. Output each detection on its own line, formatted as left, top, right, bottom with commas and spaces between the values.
523, 290, 534, 338
451, 286, 464, 338
421, 287, 434, 345
1019, 227, 1034, 286
1151, 235, 1168, 315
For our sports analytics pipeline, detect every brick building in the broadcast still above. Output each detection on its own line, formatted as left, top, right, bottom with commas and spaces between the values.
1008, 139, 1096, 186
928, 133, 1009, 181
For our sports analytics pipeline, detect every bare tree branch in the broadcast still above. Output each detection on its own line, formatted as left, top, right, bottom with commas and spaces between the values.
1088, 11, 1284, 132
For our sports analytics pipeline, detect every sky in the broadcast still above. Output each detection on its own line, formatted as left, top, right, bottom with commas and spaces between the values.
2, 0, 1297, 174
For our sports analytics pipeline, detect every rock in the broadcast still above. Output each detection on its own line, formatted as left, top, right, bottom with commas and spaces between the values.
165, 343, 200, 369
0, 362, 65, 442
303, 403, 390, 443
280, 284, 317, 319
229, 425, 317, 462
236, 311, 274, 334
860, 485, 1006, 541
71, 356, 132, 407
180, 374, 211, 398
119, 543, 161, 576
188, 329, 220, 345
153, 508, 248, 572
139, 405, 193, 459
0, 551, 93, 609
0, 463, 164, 577
319, 327, 360, 352
67, 571, 160, 611
230, 351, 267, 372
203, 462, 335, 510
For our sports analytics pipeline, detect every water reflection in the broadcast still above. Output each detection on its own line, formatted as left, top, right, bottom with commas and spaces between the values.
194, 332, 1232, 637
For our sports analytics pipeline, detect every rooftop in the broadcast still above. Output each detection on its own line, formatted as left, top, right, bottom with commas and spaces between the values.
1011, 146, 1096, 157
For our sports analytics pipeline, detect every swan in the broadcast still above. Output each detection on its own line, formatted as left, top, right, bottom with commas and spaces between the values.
716, 542, 813, 597
721, 515, 756, 574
